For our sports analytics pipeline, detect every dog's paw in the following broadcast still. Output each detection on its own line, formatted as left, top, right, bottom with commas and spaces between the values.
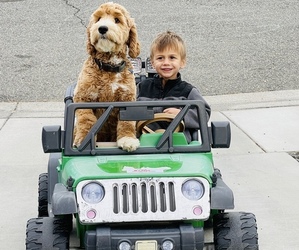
73, 142, 81, 148
117, 137, 140, 152
73, 136, 83, 148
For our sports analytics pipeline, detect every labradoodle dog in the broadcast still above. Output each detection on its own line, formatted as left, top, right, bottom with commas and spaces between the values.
73, 2, 140, 152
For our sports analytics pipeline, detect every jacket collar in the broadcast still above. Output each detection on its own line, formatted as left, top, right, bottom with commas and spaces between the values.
154, 73, 182, 88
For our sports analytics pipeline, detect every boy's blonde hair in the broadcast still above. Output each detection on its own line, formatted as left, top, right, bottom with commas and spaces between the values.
150, 31, 186, 61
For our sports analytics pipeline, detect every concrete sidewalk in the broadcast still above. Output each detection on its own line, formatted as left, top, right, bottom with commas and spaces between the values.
1, 89, 299, 249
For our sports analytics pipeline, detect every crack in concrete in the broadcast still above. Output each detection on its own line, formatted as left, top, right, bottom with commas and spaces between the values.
0, 102, 18, 131
62, 0, 87, 28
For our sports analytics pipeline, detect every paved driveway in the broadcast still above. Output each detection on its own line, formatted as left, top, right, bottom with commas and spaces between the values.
1, 0, 299, 101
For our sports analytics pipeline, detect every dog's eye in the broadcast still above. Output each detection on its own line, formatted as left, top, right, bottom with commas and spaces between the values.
97, 17, 101, 21
114, 18, 120, 24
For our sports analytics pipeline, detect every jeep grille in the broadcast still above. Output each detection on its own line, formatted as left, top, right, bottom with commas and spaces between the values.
113, 181, 176, 214
76, 177, 210, 224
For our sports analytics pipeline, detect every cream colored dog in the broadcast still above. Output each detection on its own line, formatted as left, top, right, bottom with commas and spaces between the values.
73, 2, 140, 152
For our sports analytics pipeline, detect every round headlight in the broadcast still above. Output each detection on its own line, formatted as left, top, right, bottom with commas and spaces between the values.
181, 179, 204, 200
82, 182, 105, 204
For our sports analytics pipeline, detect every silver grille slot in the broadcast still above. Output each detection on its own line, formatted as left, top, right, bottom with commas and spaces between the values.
159, 182, 167, 212
141, 182, 148, 212
168, 182, 176, 212
122, 184, 129, 213
132, 183, 138, 213
150, 183, 157, 212
113, 184, 119, 214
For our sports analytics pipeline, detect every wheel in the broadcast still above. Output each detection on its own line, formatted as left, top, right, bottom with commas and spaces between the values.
136, 113, 185, 134
26, 217, 70, 250
38, 173, 48, 217
213, 212, 259, 250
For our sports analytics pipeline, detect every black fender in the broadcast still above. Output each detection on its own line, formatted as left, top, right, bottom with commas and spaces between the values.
52, 183, 78, 215
47, 153, 61, 204
211, 169, 234, 210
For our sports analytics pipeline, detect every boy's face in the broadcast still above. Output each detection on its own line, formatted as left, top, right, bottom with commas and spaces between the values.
151, 48, 186, 82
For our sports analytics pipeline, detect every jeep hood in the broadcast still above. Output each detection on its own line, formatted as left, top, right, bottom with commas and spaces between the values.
60, 153, 214, 186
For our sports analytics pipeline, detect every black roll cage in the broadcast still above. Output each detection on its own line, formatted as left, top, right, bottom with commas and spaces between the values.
62, 100, 211, 156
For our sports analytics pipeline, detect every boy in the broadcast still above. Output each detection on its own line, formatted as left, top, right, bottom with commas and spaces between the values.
137, 31, 211, 142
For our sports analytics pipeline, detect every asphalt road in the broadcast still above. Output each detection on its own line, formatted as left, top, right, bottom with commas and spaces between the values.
1, 0, 299, 101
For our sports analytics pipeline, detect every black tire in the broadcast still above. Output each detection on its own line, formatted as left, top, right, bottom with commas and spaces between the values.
213, 212, 259, 250
38, 173, 48, 217
26, 217, 70, 250
38, 171, 73, 232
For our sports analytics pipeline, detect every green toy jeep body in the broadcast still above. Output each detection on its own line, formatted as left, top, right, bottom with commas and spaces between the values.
26, 86, 258, 249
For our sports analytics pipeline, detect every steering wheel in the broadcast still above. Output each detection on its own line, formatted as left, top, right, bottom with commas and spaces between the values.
136, 113, 185, 135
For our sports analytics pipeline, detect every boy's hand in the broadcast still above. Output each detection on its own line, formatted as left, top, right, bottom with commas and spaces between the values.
163, 108, 181, 116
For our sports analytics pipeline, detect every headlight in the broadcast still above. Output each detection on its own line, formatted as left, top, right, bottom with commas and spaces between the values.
181, 179, 204, 200
82, 182, 105, 204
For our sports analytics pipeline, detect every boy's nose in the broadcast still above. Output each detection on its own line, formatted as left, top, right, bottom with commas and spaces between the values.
163, 58, 170, 64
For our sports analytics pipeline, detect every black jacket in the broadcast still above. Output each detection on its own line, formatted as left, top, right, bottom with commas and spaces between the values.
137, 74, 211, 142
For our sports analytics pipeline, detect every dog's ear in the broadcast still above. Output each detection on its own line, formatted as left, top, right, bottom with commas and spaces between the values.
86, 22, 97, 57
127, 18, 140, 58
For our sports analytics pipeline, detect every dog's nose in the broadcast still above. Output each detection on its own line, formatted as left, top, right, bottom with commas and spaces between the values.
98, 26, 108, 35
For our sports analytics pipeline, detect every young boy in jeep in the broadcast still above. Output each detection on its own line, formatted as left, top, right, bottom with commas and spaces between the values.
137, 31, 211, 142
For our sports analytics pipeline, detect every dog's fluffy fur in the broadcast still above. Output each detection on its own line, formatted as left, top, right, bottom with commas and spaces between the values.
73, 2, 140, 152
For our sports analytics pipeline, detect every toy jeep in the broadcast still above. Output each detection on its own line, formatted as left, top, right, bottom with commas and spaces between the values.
26, 60, 258, 249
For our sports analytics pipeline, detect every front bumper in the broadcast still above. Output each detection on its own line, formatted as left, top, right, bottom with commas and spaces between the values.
85, 224, 204, 250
